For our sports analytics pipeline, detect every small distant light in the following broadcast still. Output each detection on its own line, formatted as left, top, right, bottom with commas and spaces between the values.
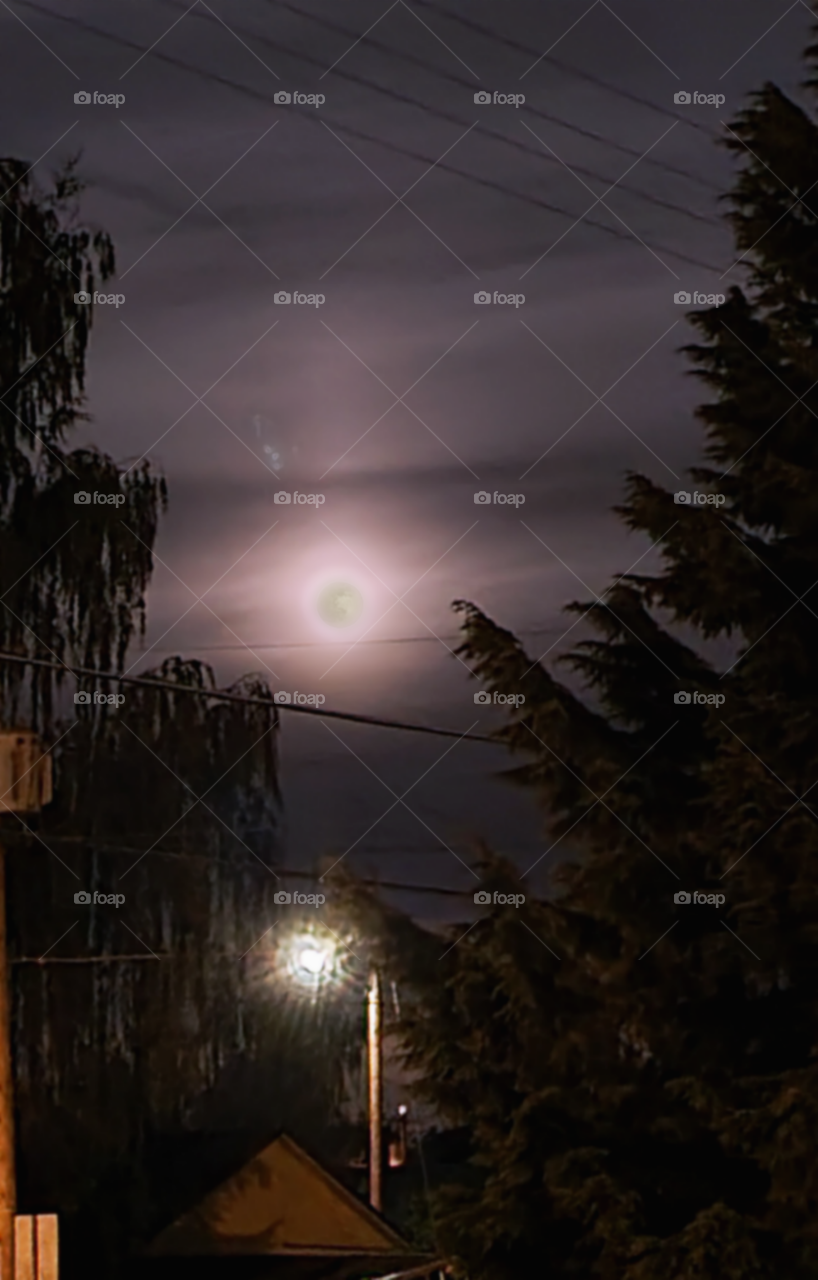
398, 1105, 408, 1116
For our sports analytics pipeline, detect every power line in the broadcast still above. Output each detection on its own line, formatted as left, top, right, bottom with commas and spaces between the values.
5, 841, 548, 963
4, 833, 519, 871
5, 851, 491, 967
132, 625, 564, 653
411, 0, 719, 139
0, 835, 481, 898
15, 1, 725, 274
0, 650, 498, 744
269, 0, 721, 192
13, 955, 167, 965
168, 0, 722, 229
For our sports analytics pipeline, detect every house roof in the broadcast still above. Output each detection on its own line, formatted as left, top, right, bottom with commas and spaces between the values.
148, 1133, 412, 1259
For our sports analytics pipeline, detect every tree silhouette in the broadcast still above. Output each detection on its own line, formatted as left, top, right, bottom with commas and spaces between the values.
333, 10, 818, 1277
0, 159, 350, 1275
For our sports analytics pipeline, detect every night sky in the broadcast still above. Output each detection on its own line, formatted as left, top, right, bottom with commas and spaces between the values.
0, 0, 806, 919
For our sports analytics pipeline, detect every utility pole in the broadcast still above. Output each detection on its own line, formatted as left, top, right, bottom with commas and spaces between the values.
0, 732, 52, 1280
366, 968, 383, 1213
0, 839, 14, 1280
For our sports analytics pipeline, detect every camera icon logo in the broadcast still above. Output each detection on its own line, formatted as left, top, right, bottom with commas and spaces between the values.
674, 691, 692, 704
674, 890, 692, 903
474, 291, 491, 304
74, 91, 92, 105
74, 691, 92, 705
674, 91, 692, 105
474, 890, 491, 904
274, 691, 292, 704
274, 291, 292, 304
74, 491, 91, 505
74, 291, 91, 304
474, 491, 491, 504
74, 890, 92, 904
274, 91, 292, 104
674, 491, 691, 504
274, 890, 292, 904
473, 91, 491, 105
674, 291, 691, 305
274, 491, 291, 504
474, 691, 491, 704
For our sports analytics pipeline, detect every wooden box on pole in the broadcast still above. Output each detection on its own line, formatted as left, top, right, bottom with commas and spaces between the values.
0, 735, 52, 814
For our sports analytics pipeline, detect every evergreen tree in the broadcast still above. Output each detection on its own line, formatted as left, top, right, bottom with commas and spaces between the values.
336, 11, 818, 1278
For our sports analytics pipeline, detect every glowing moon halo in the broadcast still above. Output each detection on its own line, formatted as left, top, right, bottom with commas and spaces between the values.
317, 581, 364, 628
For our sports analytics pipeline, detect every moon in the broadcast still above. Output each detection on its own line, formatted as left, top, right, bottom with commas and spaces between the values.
317, 582, 364, 627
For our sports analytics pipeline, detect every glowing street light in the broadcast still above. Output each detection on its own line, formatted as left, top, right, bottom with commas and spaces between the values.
281, 929, 341, 993
297, 944, 328, 977
279, 924, 383, 1211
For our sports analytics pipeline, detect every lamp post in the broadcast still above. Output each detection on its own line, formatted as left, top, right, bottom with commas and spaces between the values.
366, 968, 382, 1213
287, 936, 383, 1212
0, 832, 14, 1280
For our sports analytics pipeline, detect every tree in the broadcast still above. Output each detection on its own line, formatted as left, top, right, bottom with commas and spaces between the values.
0, 160, 348, 1275
0, 156, 162, 724
335, 11, 818, 1278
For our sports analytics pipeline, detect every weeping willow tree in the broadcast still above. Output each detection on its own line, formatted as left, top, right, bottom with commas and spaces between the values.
0, 159, 353, 1273
0, 157, 162, 725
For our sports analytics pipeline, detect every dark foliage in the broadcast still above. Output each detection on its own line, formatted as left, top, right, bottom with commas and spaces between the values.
332, 11, 818, 1278
0, 160, 351, 1275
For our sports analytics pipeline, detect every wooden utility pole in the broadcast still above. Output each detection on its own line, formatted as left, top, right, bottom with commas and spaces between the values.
367, 968, 383, 1213
0, 840, 13, 1280
0, 733, 52, 1280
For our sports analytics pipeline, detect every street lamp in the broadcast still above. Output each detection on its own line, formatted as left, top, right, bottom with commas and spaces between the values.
280, 930, 341, 993
366, 967, 383, 1213
296, 945, 328, 979
277, 925, 384, 1212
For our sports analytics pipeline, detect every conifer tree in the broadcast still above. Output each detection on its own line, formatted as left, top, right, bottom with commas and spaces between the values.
337, 11, 818, 1278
